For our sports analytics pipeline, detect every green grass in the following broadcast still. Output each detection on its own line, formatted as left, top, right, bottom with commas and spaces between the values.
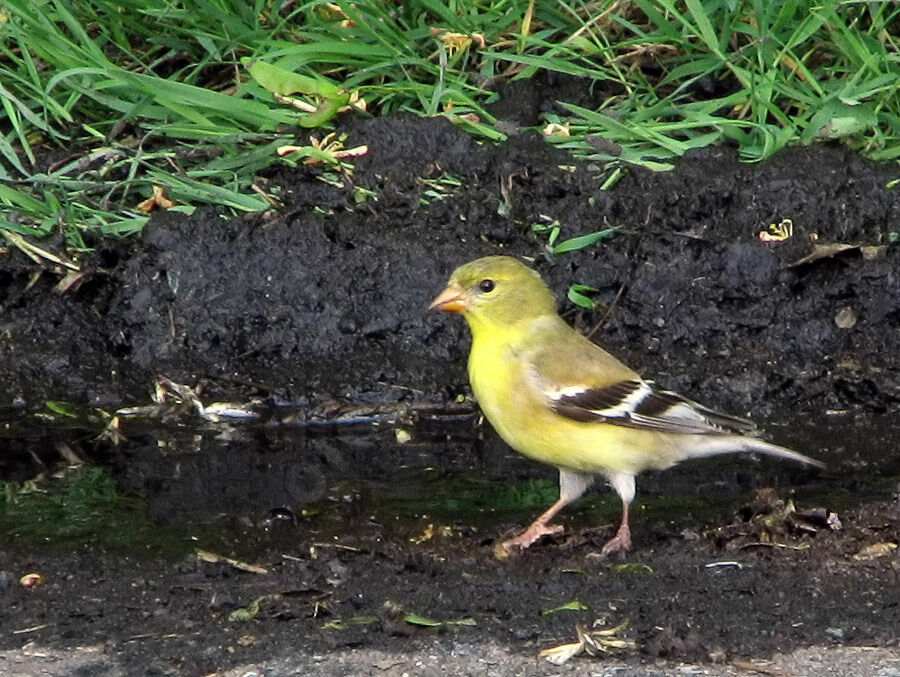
1, 0, 899, 244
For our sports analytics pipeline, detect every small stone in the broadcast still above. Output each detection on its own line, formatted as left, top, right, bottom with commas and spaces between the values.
210, 592, 236, 610
681, 528, 700, 542
825, 626, 845, 640
707, 646, 727, 663
835, 306, 856, 329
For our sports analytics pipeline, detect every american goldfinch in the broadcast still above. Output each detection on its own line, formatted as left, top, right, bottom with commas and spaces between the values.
430, 255, 822, 555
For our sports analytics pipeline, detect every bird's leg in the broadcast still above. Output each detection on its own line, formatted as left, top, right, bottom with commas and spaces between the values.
502, 469, 592, 550
600, 471, 636, 556
501, 497, 568, 549
600, 501, 631, 555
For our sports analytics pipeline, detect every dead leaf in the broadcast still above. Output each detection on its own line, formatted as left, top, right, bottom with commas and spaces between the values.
542, 122, 570, 137
542, 600, 589, 615
55, 270, 90, 294
788, 242, 857, 266
860, 245, 887, 260
2, 229, 79, 270
492, 542, 510, 560
411, 523, 453, 544
539, 621, 636, 665
539, 640, 584, 665
136, 185, 175, 213
20, 573, 43, 588
196, 549, 268, 574
852, 542, 898, 561
228, 594, 278, 622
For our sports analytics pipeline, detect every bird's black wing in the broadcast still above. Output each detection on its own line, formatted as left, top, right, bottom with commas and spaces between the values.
544, 378, 757, 435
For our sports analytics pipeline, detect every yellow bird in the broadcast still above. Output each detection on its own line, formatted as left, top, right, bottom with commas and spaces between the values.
430, 255, 822, 555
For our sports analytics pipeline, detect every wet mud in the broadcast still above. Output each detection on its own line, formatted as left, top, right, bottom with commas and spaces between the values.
1, 416, 899, 676
2, 90, 900, 674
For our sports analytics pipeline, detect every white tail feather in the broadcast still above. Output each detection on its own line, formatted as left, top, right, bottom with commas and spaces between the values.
683, 435, 824, 468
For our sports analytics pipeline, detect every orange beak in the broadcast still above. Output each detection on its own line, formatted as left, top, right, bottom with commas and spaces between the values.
429, 284, 468, 312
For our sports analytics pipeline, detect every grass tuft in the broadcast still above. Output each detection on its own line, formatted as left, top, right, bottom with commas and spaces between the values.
1, 0, 898, 243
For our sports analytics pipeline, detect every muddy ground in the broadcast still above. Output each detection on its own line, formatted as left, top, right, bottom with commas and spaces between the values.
2, 86, 900, 675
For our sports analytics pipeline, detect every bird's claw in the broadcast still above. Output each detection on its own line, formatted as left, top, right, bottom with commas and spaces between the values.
501, 523, 565, 551
600, 523, 632, 556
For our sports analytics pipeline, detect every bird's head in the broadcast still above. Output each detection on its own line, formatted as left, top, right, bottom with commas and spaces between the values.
429, 256, 556, 330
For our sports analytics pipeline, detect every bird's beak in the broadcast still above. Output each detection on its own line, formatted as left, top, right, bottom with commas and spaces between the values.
429, 284, 468, 312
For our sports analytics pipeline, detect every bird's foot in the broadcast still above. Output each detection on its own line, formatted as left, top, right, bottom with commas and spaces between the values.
502, 522, 565, 551
600, 523, 631, 556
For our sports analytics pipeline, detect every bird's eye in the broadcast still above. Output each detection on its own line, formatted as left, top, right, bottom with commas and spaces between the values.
479, 279, 495, 293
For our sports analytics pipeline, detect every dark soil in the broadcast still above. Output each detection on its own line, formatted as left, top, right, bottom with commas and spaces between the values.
2, 116, 899, 416
2, 80, 900, 675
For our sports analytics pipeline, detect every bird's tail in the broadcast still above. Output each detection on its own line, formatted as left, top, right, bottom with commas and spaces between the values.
683, 435, 825, 468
